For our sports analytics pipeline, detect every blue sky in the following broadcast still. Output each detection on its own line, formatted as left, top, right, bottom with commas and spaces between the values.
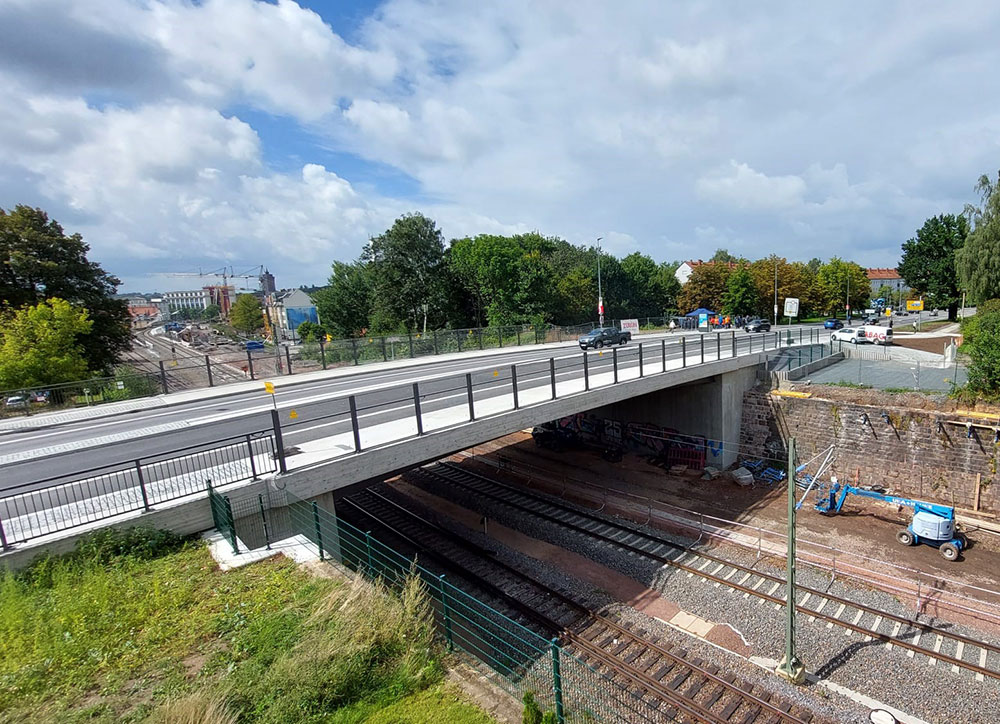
1, 0, 998, 293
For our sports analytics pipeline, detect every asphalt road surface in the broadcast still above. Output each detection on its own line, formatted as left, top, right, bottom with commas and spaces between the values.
1, 324, 832, 492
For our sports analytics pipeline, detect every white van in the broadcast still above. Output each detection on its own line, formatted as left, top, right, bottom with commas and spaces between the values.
862, 325, 892, 345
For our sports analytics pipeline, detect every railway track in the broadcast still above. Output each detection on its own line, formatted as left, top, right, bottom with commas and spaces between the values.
407, 462, 1000, 684
340, 487, 822, 724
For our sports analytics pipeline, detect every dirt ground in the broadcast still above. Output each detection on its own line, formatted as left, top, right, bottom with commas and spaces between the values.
892, 334, 961, 355
463, 432, 1000, 610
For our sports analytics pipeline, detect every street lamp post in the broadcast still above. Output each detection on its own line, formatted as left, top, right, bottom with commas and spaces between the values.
845, 273, 851, 323
596, 237, 605, 327
773, 259, 778, 325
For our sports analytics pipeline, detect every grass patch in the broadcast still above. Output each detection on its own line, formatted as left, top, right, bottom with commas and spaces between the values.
826, 381, 873, 389
0, 529, 494, 724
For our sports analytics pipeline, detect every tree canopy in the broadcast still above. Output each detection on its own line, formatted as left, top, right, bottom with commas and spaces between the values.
230, 294, 263, 335
898, 214, 967, 320
0, 205, 129, 373
957, 172, 1000, 303
961, 299, 1000, 399
722, 265, 758, 317
0, 298, 92, 389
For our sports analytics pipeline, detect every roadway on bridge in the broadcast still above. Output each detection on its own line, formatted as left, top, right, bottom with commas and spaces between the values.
0, 324, 830, 491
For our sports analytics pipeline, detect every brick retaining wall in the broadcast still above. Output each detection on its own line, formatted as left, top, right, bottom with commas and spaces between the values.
741, 388, 999, 514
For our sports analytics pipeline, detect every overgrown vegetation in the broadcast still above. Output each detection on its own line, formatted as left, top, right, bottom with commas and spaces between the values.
959, 299, 1000, 401
0, 528, 493, 723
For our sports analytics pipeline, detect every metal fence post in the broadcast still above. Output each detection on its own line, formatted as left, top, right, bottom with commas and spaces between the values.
466, 373, 475, 420
134, 460, 151, 512
246, 434, 259, 479
498, 327, 503, 348
282, 345, 291, 375
365, 530, 374, 575
205, 355, 214, 386
439, 574, 454, 650
312, 501, 324, 560
583, 352, 590, 390
319, 339, 327, 369
349, 395, 362, 452
550, 358, 557, 399
550, 639, 565, 723
0, 514, 8, 551
158, 361, 169, 393
774, 331, 779, 349
639, 343, 644, 377
351, 338, 359, 365
700, 334, 705, 364
413, 382, 424, 435
682, 337, 687, 367
477, 328, 483, 350
408, 331, 414, 358
612, 347, 619, 383
517, 328, 522, 346
380, 336, 388, 362
717, 333, 721, 360
432, 329, 439, 355
270, 408, 287, 473
224, 496, 238, 555
511, 364, 519, 409
732, 330, 736, 358
259, 494, 271, 550
246, 351, 256, 380
661, 339, 666, 371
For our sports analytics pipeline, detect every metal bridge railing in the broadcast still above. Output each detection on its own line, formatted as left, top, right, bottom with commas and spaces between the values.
0, 431, 277, 548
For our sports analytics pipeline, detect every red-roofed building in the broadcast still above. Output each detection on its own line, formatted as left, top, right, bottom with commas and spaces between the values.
866, 268, 909, 295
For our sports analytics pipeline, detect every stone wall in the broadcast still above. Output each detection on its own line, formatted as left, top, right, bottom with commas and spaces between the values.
741, 388, 999, 514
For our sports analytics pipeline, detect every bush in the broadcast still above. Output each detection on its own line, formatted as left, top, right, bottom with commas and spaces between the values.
961, 299, 1000, 400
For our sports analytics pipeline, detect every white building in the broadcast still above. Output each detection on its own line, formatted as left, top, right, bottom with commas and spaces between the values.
162, 289, 210, 310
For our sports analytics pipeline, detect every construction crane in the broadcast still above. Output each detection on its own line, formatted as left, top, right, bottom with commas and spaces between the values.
160, 265, 266, 316
815, 481, 966, 561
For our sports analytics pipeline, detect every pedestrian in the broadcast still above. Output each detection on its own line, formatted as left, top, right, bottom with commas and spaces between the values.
669, 319, 676, 333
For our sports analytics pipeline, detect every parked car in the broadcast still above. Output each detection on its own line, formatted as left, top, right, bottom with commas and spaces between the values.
831, 327, 866, 344
4, 395, 28, 409
823, 318, 844, 330
31, 391, 50, 404
242, 340, 265, 351
865, 316, 881, 325
743, 319, 771, 333
578, 327, 631, 349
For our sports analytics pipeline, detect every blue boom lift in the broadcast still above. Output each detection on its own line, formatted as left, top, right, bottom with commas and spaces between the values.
816, 482, 966, 561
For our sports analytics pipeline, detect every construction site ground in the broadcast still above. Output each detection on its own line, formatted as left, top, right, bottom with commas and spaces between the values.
463, 431, 1000, 610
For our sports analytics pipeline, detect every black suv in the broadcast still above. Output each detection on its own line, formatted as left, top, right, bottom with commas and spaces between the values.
578, 326, 631, 349
743, 318, 771, 332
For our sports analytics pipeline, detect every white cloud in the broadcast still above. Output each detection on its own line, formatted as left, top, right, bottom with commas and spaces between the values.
3, 0, 1000, 288
696, 161, 807, 210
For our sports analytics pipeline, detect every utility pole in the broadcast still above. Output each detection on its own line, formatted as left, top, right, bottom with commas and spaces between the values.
596, 237, 605, 327
773, 258, 778, 325
776, 437, 806, 684
845, 272, 851, 323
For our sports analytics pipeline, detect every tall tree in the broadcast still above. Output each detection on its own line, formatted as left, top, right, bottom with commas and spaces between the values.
722, 265, 758, 317
312, 261, 372, 337
230, 294, 263, 335
815, 258, 869, 319
710, 248, 737, 264
620, 252, 662, 318
962, 299, 1000, 398
0, 298, 92, 388
363, 213, 448, 332
957, 171, 1000, 303
898, 214, 968, 321
677, 262, 730, 313
0, 205, 129, 373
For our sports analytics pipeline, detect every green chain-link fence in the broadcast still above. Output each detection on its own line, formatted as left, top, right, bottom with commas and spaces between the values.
280, 491, 659, 723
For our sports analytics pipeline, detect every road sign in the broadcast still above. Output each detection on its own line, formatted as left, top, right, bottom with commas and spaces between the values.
264, 381, 275, 394
783, 298, 800, 317
698, 313, 708, 329
907, 299, 925, 311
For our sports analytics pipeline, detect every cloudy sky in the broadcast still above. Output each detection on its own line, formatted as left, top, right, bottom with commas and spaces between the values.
2, 0, 999, 293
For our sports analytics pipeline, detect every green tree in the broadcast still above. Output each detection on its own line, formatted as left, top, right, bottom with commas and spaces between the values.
0, 205, 130, 373
677, 262, 730, 313
710, 248, 738, 264
957, 171, 1000, 303
815, 258, 869, 319
312, 261, 372, 337
0, 298, 92, 388
620, 252, 662, 318
654, 262, 682, 316
230, 294, 263, 335
294, 320, 326, 342
722, 265, 758, 316
962, 299, 1000, 398
362, 213, 448, 332
202, 303, 221, 321
898, 214, 968, 321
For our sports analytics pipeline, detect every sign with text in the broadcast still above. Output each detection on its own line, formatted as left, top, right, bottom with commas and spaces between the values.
906, 299, 925, 311
783, 297, 800, 317
698, 313, 709, 329
621, 319, 639, 335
